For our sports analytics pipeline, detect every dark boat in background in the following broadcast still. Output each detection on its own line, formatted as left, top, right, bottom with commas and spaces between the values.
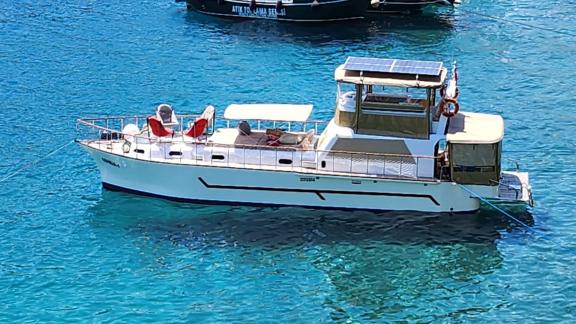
366, 0, 456, 15
183, 0, 366, 22
180, 0, 456, 22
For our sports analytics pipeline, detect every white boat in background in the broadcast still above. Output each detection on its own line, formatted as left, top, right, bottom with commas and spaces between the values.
77, 56, 532, 213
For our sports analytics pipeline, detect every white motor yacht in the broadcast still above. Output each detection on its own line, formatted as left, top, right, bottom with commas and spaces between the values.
77, 57, 532, 213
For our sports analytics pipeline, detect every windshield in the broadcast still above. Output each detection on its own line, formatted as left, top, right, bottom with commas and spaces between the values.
337, 82, 357, 112
365, 85, 428, 101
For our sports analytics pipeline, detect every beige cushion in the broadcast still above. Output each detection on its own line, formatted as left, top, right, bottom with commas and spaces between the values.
278, 132, 303, 145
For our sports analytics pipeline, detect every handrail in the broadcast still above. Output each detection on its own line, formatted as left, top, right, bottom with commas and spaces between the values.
206, 142, 440, 160
76, 116, 441, 181
78, 114, 199, 121
76, 118, 439, 160
76, 115, 329, 125
77, 115, 329, 141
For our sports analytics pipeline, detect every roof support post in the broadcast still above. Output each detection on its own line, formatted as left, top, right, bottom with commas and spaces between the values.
354, 83, 362, 133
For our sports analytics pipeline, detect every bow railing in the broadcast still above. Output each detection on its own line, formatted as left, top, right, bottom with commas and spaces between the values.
76, 115, 441, 181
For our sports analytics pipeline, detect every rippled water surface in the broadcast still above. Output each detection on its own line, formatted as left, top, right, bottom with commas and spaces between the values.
1, 0, 575, 321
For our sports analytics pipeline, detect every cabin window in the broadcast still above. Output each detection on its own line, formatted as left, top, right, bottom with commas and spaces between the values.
278, 159, 292, 165
450, 142, 501, 185
336, 82, 357, 111
335, 82, 358, 128
363, 86, 429, 111
134, 149, 145, 154
211, 155, 225, 160
356, 85, 431, 139
169, 151, 182, 156
356, 111, 430, 139
369, 85, 427, 98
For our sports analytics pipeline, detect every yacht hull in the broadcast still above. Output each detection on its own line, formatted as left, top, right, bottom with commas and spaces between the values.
185, 0, 365, 22
83, 144, 493, 213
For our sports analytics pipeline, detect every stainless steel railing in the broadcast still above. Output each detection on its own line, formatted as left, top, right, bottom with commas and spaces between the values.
77, 114, 329, 136
76, 115, 440, 181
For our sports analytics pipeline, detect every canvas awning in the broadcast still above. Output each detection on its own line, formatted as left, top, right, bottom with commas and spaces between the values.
224, 104, 313, 122
446, 112, 504, 144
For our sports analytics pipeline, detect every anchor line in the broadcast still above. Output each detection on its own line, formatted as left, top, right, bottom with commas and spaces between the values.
0, 140, 75, 184
458, 184, 532, 230
457, 7, 576, 38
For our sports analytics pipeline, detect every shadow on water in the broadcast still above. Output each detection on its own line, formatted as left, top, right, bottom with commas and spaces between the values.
88, 189, 533, 248
181, 10, 456, 47
87, 190, 533, 320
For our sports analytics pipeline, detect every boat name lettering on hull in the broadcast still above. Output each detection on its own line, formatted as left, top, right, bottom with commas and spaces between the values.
232, 5, 286, 18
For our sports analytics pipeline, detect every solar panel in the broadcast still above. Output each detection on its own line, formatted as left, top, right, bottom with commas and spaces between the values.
343, 57, 396, 73
344, 57, 443, 76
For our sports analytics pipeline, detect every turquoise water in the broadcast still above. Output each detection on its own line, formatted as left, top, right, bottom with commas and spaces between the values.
1, 0, 575, 321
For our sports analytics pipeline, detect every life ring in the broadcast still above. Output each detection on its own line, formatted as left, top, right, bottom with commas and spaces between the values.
440, 84, 459, 99
439, 98, 459, 118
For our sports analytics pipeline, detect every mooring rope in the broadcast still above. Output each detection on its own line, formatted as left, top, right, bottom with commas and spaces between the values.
457, 7, 576, 38
0, 140, 75, 184
458, 184, 532, 230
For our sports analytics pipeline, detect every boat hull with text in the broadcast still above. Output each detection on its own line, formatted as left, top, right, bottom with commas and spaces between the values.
185, 0, 366, 22
83, 145, 490, 212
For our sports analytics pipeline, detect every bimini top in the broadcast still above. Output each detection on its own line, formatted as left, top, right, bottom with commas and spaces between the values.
447, 112, 504, 144
224, 104, 313, 122
335, 57, 447, 88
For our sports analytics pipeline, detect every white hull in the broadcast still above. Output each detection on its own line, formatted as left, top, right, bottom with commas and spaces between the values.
84, 145, 496, 213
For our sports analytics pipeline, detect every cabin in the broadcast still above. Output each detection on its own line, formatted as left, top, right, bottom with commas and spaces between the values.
316, 57, 503, 185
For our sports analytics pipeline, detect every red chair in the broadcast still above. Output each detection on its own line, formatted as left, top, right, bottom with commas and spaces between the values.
147, 116, 174, 137
184, 118, 208, 138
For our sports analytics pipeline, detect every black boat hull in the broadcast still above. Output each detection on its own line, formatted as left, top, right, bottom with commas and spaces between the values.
186, 0, 366, 22
365, 0, 454, 15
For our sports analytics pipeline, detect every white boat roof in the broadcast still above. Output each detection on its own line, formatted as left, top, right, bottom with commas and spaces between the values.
446, 112, 504, 144
224, 104, 313, 122
334, 65, 447, 88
